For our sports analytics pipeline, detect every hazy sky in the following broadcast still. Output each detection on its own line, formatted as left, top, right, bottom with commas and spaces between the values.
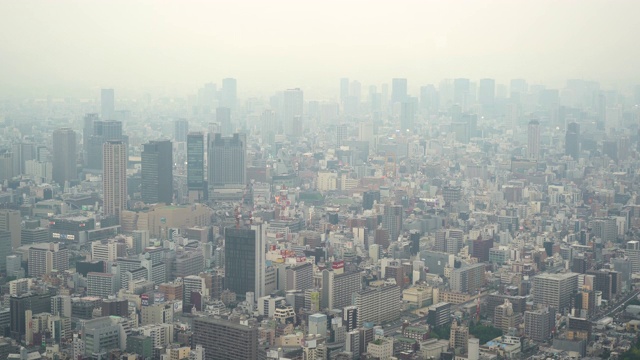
1, 0, 639, 98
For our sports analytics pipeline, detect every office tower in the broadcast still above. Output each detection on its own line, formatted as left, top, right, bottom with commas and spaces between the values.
565, 122, 580, 159
391, 78, 408, 104
471, 237, 493, 262
10, 292, 52, 341
427, 302, 452, 328
285, 262, 313, 291
603, 140, 618, 161
91, 241, 118, 262
83, 113, 99, 162
28, 243, 69, 277
216, 107, 232, 136
224, 224, 266, 298
450, 263, 485, 294
420, 84, 439, 113
362, 190, 380, 211
186, 132, 206, 201
11, 142, 35, 175
207, 133, 246, 187
174, 119, 189, 142
340, 78, 350, 103
141, 139, 173, 204
52, 128, 77, 186
336, 123, 349, 147
321, 270, 362, 310
524, 307, 555, 342
308, 313, 328, 336
82, 317, 126, 357
220, 78, 237, 110
590, 218, 617, 243
343, 306, 358, 332
103, 141, 127, 221
449, 320, 469, 353
283, 88, 303, 136
533, 272, 578, 312
383, 204, 403, 243
261, 109, 278, 145
0, 209, 21, 249
86, 120, 125, 170
127, 335, 153, 359
353, 285, 401, 327
51, 295, 72, 318
101, 89, 115, 119
453, 78, 470, 110
478, 78, 495, 109
193, 316, 258, 360
0, 231, 10, 271
510, 79, 528, 97
400, 100, 416, 131
87, 272, 117, 298
527, 119, 540, 161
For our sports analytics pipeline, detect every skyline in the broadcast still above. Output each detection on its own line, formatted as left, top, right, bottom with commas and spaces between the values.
2, 0, 640, 98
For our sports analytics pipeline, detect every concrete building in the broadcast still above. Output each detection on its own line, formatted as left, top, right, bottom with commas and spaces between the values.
532, 272, 579, 312
192, 317, 258, 360
354, 285, 401, 327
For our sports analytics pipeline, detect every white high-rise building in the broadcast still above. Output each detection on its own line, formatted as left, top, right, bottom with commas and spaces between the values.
103, 140, 127, 221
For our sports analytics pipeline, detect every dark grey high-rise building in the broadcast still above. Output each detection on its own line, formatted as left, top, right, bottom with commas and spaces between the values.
208, 133, 246, 187
224, 224, 265, 298
193, 316, 258, 360
383, 204, 403, 243
400, 100, 416, 131
565, 122, 580, 159
217, 107, 232, 136
187, 132, 205, 192
363, 190, 380, 210
101, 88, 115, 119
141, 140, 173, 204
174, 119, 189, 142
0, 231, 10, 270
391, 78, 408, 104
10, 292, 52, 341
52, 128, 77, 186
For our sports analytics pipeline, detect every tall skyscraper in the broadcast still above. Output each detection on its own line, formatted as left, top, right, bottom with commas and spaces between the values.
527, 119, 541, 161
0, 231, 10, 270
192, 316, 258, 360
141, 140, 173, 205
340, 78, 350, 103
83, 113, 99, 164
207, 133, 246, 187
383, 204, 403, 243
220, 78, 237, 110
391, 78, 408, 104
216, 107, 232, 136
174, 119, 189, 142
103, 141, 127, 221
400, 100, 416, 131
52, 128, 77, 186
101, 89, 115, 119
187, 132, 206, 201
565, 122, 580, 159
283, 88, 303, 136
86, 120, 125, 170
478, 78, 495, 110
453, 78, 470, 110
0, 209, 21, 250
224, 224, 266, 298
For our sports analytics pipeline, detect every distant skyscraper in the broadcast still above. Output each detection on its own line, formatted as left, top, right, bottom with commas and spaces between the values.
52, 128, 77, 186
0, 210, 21, 250
283, 89, 303, 136
174, 119, 189, 142
453, 78, 470, 110
86, 120, 125, 170
478, 78, 495, 109
208, 133, 246, 187
400, 100, 416, 131
340, 78, 350, 103
224, 224, 266, 298
383, 204, 403, 243
187, 132, 206, 201
565, 122, 580, 159
141, 140, 173, 204
527, 119, 541, 160
391, 78, 408, 104
420, 85, 439, 113
220, 78, 237, 110
217, 107, 232, 136
83, 113, 99, 164
101, 89, 115, 119
103, 141, 127, 221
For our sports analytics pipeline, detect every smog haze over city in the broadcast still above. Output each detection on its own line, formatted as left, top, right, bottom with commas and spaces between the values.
1, 0, 640, 97
3, 1, 640, 360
